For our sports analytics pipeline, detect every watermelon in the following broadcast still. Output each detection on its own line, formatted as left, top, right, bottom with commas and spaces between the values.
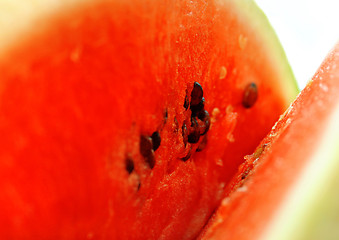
0, 0, 297, 239
199, 43, 339, 240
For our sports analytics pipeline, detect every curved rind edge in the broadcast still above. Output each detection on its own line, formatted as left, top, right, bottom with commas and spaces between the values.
226, 0, 299, 107
262, 101, 339, 240
261, 44, 339, 240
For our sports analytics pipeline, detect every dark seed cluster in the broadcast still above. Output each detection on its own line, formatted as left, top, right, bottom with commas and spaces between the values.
181, 82, 211, 160
129, 80, 259, 175
130, 82, 213, 174
125, 78, 259, 186
188, 82, 210, 142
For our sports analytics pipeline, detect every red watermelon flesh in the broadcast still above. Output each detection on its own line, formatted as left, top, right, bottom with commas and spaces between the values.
200, 43, 339, 240
0, 0, 297, 239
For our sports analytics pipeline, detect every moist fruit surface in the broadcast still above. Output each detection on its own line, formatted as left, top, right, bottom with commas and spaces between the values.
0, 0, 297, 239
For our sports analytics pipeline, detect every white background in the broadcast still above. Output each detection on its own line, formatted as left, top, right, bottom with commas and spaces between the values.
255, 0, 339, 89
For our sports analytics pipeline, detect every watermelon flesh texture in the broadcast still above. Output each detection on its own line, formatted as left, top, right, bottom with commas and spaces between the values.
200, 43, 339, 240
0, 0, 297, 239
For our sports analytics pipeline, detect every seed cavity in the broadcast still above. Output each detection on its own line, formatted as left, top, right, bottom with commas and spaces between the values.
140, 135, 152, 157
125, 157, 135, 174
238, 34, 247, 50
151, 131, 161, 151
242, 82, 258, 108
140, 135, 155, 169
211, 107, 220, 123
219, 66, 227, 79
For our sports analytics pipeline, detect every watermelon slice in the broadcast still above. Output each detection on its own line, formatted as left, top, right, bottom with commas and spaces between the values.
0, 0, 297, 239
200, 43, 339, 240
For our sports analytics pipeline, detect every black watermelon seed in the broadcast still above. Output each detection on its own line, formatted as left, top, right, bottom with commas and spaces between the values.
242, 82, 258, 108
140, 135, 153, 158
191, 97, 205, 116
187, 117, 200, 144
197, 108, 207, 121
198, 110, 210, 136
191, 115, 198, 127
188, 132, 200, 144
190, 82, 203, 106
125, 157, 135, 174
196, 135, 208, 152
151, 131, 161, 151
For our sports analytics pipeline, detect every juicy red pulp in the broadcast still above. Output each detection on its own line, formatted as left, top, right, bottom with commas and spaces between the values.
0, 0, 294, 239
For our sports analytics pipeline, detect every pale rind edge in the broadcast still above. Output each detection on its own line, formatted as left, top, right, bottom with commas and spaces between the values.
261, 101, 339, 240
225, 0, 299, 107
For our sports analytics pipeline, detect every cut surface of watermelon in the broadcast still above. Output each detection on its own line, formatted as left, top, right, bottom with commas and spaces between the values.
200, 43, 339, 240
0, 0, 297, 239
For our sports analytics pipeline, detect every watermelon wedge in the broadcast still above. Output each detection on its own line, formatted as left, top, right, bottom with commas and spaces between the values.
200, 42, 339, 240
0, 0, 297, 239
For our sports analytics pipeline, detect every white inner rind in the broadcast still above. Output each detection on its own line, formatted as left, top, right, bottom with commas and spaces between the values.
262, 101, 339, 240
